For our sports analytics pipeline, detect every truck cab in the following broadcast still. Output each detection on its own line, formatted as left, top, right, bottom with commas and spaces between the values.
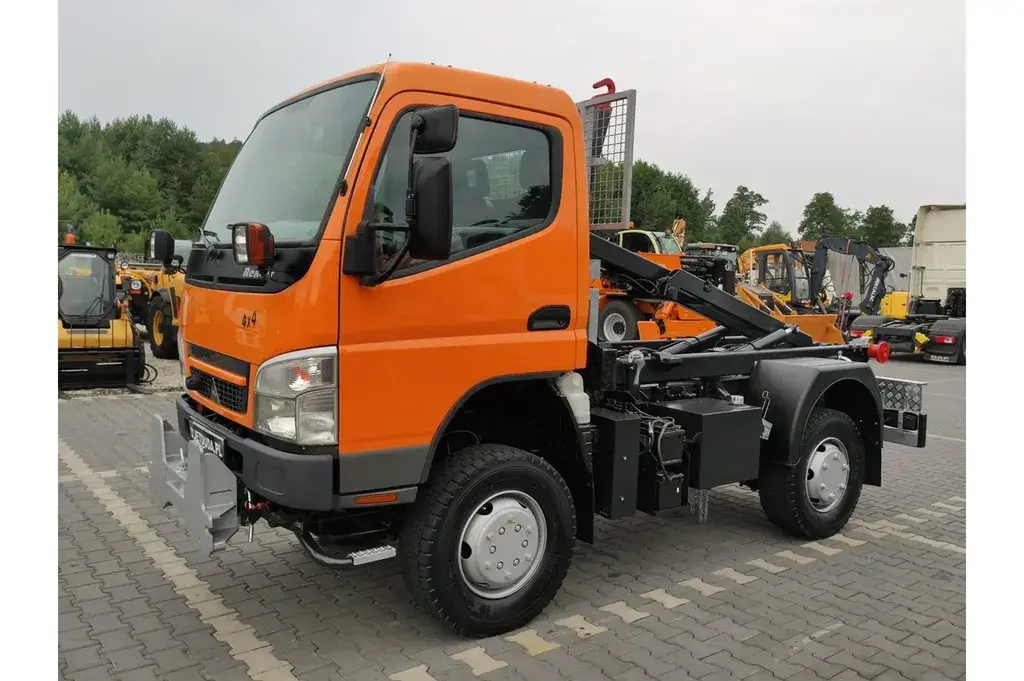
150, 61, 927, 638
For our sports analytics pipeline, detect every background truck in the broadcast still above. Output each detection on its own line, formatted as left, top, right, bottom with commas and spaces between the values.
149, 61, 925, 638
850, 205, 966, 364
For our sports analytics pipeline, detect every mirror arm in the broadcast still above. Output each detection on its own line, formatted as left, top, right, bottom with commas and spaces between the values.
358, 222, 411, 288
405, 114, 425, 226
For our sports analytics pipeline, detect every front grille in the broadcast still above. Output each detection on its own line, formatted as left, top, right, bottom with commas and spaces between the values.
191, 368, 249, 414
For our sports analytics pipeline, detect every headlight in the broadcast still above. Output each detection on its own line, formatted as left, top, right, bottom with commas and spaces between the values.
253, 347, 337, 446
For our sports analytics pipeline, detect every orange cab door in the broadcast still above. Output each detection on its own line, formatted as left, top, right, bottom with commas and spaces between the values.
337, 91, 581, 455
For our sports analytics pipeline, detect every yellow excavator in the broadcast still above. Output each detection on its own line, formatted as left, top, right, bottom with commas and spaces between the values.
58, 242, 146, 389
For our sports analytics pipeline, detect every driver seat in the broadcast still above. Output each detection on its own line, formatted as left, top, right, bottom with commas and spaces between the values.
454, 159, 493, 227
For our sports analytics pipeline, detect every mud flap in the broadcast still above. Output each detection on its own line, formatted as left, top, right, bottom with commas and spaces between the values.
876, 378, 928, 448
149, 415, 240, 554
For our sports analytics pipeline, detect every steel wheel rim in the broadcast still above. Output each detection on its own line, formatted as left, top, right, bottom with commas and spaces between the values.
602, 312, 628, 342
458, 490, 547, 600
152, 310, 164, 345
805, 437, 850, 513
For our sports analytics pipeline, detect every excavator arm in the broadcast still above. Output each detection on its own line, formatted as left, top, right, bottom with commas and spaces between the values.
808, 237, 895, 315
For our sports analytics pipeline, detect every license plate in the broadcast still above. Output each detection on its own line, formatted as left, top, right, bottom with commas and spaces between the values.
190, 420, 224, 458
927, 354, 950, 363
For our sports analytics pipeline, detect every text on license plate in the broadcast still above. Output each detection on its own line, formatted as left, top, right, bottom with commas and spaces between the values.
190, 420, 224, 457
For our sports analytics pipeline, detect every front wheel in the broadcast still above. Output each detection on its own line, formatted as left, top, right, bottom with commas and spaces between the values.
399, 443, 576, 638
148, 298, 178, 359
758, 407, 865, 539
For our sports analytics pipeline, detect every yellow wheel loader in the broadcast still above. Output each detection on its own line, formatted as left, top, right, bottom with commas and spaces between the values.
118, 236, 190, 359
58, 244, 145, 389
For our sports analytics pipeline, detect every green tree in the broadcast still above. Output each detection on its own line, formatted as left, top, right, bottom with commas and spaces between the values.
57, 171, 98, 227
902, 212, 918, 246
758, 220, 792, 246
79, 211, 123, 247
630, 161, 676, 230
717, 185, 768, 244
57, 110, 243, 251
798, 192, 853, 240
860, 205, 909, 247
627, 161, 716, 241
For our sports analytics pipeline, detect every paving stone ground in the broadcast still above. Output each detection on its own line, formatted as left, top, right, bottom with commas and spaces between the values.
58, 359, 966, 681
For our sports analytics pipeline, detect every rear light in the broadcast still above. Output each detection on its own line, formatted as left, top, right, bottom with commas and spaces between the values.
231, 222, 276, 267
932, 335, 957, 345
848, 329, 864, 338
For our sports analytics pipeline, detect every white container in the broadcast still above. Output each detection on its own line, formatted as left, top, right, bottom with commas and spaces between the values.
555, 372, 591, 425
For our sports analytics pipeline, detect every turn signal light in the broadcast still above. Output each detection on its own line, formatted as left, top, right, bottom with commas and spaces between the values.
867, 341, 890, 364
232, 222, 276, 267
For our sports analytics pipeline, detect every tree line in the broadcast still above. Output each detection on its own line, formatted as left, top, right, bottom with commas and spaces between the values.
57, 112, 913, 253
629, 160, 914, 251
58, 111, 241, 253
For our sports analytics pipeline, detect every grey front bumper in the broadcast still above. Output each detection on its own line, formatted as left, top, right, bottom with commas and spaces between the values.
149, 415, 240, 554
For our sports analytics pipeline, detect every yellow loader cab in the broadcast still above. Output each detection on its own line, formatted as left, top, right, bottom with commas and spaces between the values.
58, 244, 145, 389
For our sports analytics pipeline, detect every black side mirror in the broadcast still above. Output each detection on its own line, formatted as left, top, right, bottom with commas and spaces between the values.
412, 105, 459, 154
343, 105, 459, 284
408, 157, 453, 261
150, 230, 175, 265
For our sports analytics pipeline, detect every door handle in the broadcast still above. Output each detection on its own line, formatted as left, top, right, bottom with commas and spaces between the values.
527, 305, 571, 331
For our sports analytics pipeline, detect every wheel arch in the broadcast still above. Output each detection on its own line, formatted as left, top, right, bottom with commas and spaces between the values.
423, 374, 595, 543
747, 359, 883, 486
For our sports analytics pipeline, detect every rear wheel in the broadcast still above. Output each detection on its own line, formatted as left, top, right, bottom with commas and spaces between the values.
956, 334, 966, 365
599, 300, 641, 342
758, 407, 865, 539
148, 298, 178, 359
399, 443, 576, 638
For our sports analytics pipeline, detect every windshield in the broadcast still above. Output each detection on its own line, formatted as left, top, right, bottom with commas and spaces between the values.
201, 78, 378, 244
59, 251, 114, 320
656, 235, 681, 254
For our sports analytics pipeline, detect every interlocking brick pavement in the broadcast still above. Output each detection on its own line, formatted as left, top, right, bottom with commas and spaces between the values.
58, 360, 966, 680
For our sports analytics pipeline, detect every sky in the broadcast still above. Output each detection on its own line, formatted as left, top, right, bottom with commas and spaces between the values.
57, 0, 965, 233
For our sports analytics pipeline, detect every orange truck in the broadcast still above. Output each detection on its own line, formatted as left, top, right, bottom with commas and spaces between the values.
149, 61, 924, 637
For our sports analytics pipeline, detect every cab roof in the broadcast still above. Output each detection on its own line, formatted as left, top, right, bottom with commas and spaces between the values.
267, 61, 580, 124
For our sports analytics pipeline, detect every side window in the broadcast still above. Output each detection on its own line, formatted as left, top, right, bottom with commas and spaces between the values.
621, 232, 653, 253
762, 253, 791, 294
369, 112, 555, 272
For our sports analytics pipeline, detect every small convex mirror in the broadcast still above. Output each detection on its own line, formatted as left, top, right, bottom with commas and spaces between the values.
412, 105, 459, 154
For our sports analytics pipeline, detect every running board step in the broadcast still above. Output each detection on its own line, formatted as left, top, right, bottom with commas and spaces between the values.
350, 545, 397, 566
297, 531, 396, 568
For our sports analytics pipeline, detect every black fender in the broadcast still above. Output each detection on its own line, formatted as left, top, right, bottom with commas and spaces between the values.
849, 314, 888, 332
928, 317, 966, 337
745, 357, 883, 486
423, 373, 595, 543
